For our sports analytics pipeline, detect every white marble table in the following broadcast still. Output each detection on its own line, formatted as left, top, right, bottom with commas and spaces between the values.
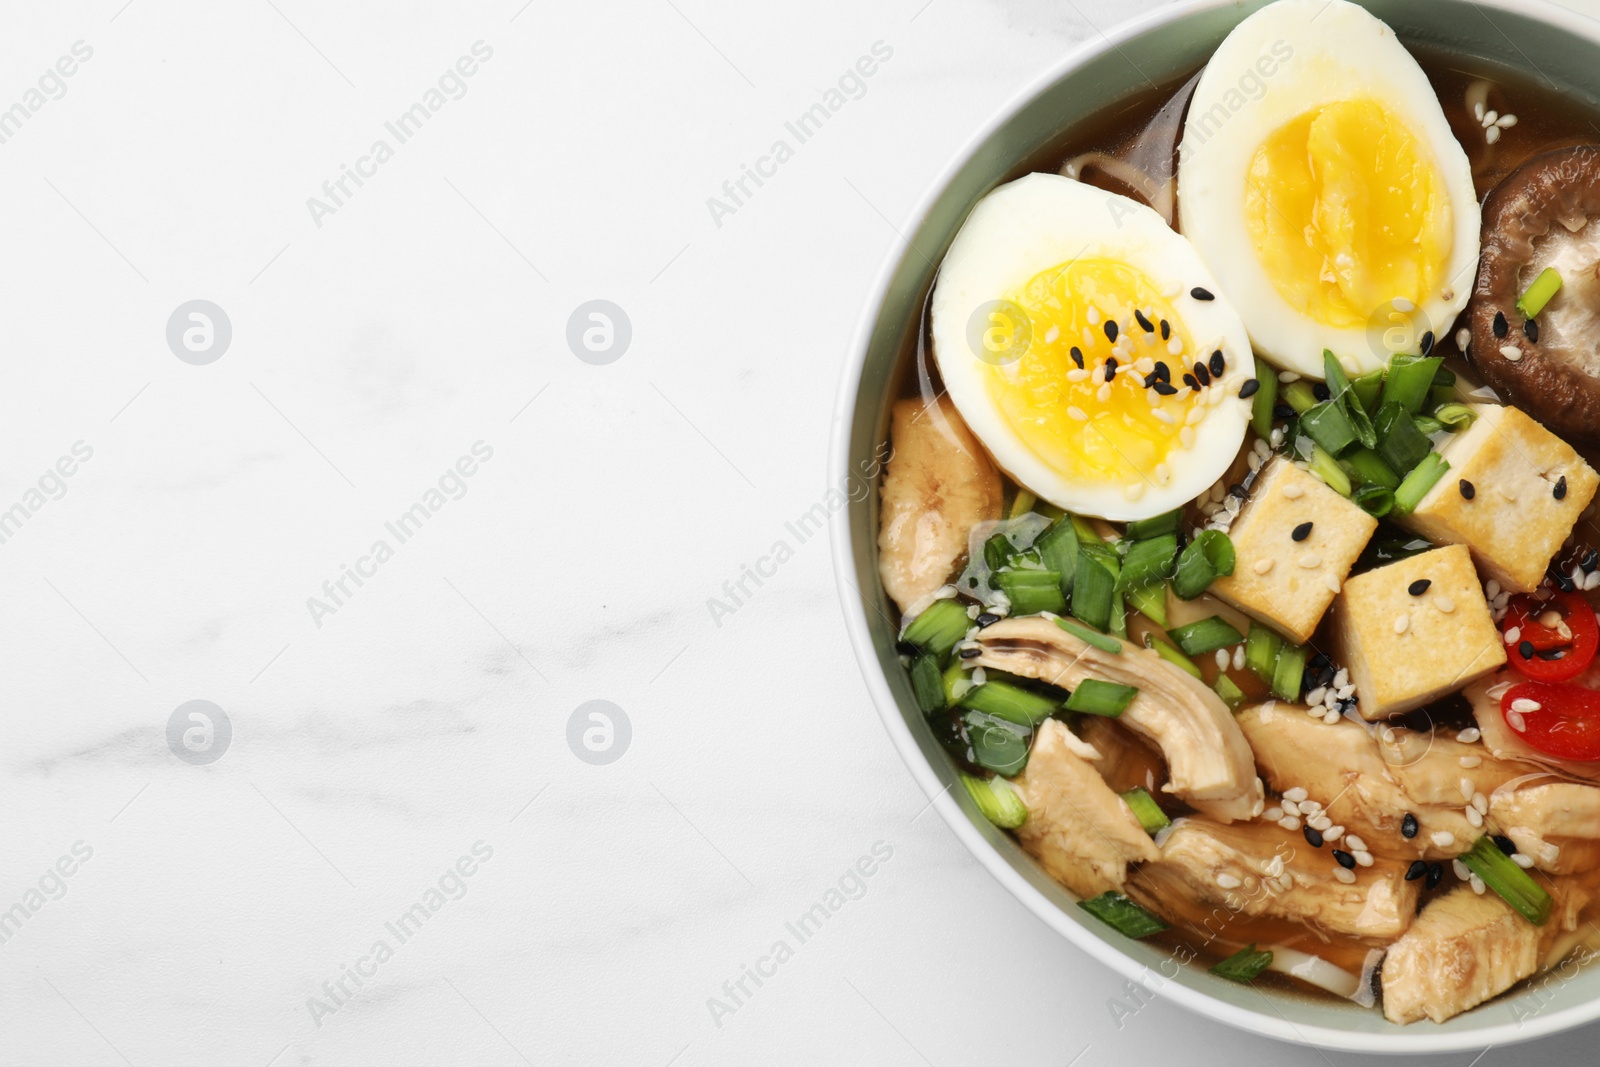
3, 0, 1600, 1063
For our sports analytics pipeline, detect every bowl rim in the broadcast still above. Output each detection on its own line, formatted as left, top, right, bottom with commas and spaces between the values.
829, 0, 1600, 1052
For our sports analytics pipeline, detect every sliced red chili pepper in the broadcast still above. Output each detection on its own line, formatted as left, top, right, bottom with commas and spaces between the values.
1501, 681, 1600, 761
1502, 590, 1599, 682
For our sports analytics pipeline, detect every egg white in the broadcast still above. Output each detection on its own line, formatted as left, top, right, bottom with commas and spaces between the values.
1177, 0, 1479, 378
930, 173, 1254, 522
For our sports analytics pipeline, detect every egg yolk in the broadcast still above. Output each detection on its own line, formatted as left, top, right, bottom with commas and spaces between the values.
984, 257, 1201, 492
1245, 99, 1451, 328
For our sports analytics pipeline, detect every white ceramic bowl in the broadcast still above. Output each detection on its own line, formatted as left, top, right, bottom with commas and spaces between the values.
831, 0, 1600, 1052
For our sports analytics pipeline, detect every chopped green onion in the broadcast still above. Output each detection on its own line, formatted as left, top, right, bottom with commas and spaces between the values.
1392, 451, 1449, 517
1460, 834, 1552, 925
1341, 447, 1400, 489
1379, 354, 1442, 414
1517, 266, 1564, 320
1147, 635, 1203, 678
1271, 642, 1308, 702
1322, 351, 1377, 450
1125, 509, 1181, 540
1432, 402, 1477, 431
1214, 673, 1246, 710
1322, 349, 1354, 395
1007, 488, 1037, 519
1251, 357, 1279, 438
1351, 369, 1384, 414
1056, 616, 1122, 653
1109, 592, 1128, 639
960, 678, 1060, 727
1434, 366, 1457, 387
1065, 678, 1139, 717
1123, 581, 1168, 628
1412, 414, 1444, 436
1118, 534, 1179, 591
1036, 502, 1067, 521
901, 598, 970, 661
1374, 402, 1431, 475
1211, 944, 1274, 983
1072, 514, 1105, 545
1035, 518, 1080, 593
1245, 623, 1283, 683
983, 531, 1016, 573
1167, 615, 1245, 656
942, 660, 973, 705
1172, 530, 1236, 600
1300, 400, 1359, 456
910, 654, 946, 713
1283, 380, 1320, 414
960, 772, 1028, 828
1079, 891, 1169, 938
1307, 443, 1353, 496
1121, 786, 1171, 835
962, 711, 1030, 776
1071, 549, 1117, 632
995, 568, 1066, 616
1352, 484, 1394, 518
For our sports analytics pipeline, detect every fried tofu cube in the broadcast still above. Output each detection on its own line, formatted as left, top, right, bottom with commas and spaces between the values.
1209, 458, 1378, 643
1399, 404, 1598, 594
1333, 544, 1506, 721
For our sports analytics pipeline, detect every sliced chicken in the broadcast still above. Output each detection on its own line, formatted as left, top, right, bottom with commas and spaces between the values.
1380, 878, 1591, 1024
1491, 778, 1600, 874
877, 396, 1002, 612
1239, 702, 1537, 859
1465, 670, 1600, 785
1128, 817, 1420, 942
975, 616, 1263, 822
1009, 720, 1158, 898
1077, 716, 1166, 797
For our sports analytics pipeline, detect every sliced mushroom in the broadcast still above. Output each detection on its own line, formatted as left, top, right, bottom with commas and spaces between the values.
1469, 145, 1600, 447
1008, 719, 1159, 898
877, 396, 1002, 613
974, 616, 1264, 821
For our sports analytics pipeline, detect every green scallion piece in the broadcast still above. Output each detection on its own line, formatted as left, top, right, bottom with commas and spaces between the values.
1214, 672, 1246, 710
1412, 414, 1444, 436
1035, 518, 1079, 593
942, 660, 972, 705
1079, 891, 1169, 938
1167, 615, 1245, 656
1517, 266, 1564, 320
1379, 354, 1442, 414
1460, 834, 1552, 924
960, 772, 1028, 828
1374, 402, 1432, 475
1120, 786, 1171, 835
1352, 484, 1394, 518
960, 678, 1060, 727
1434, 366, 1457, 387
1072, 514, 1105, 545
1123, 581, 1168, 628
1351, 369, 1385, 414
1283, 380, 1320, 414
910, 654, 946, 713
1006, 488, 1037, 519
984, 531, 1016, 572
901, 598, 970, 662
1245, 623, 1283, 683
1392, 451, 1449, 517
1172, 529, 1236, 600
1432, 402, 1477, 431
1109, 592, 1127, 639
1300, 399, 1359, 456
1072, 549, 1117, 632
1117, 534, 1179, 592
1125, 509, 1181, 540
1341, 447, 1400, 489
1307, 443, 1353, 496
1211, 944, 1274, 983
1065, 678, 1139, 717
1056, 616, 1122, 653
962, 711, 1030, 777
1322, 349, 1353, 395
995, 568, 1066, 616
1251, 357, 1279, 438
1271, 642, 1308, 702
1147, 635, 1203, 678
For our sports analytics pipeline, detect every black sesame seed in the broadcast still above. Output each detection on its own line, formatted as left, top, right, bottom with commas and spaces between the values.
1070, 346, 1084, 369
1153, 382, 1178, 396
1134, 309, 1154, 333
1536, 647, 1568, 661
1404, 860, 1427, 881
1408, 579, 1431, 596
1555, 572, 1578, 592
1239, 378, 1260, 399
1420, 330, 1435, 356
1190, 286, 1214, 301
958, 646, 983, 659
976, 612, 1000, 627
1520, 640, 1536, 660
1105, 356, 1119, 375
1555, 475, 1568, 500
1338, 697, 1358, 715
1143, 372, 1159, 388
1309, 651, 1332, 669
1229, 483, 1248, 500
1153, 361, 1171, 381
1292, 521, 1313, 542
1312, 382, 1331, 402
1426, 862, 1444, 889
1494, 834, 1517, 856
1525, 317, 1540, 343
1493, 311, 1508, 337
1209, 350, 1226, 377
1182, 372, 1200, 391
1274, 403, 1295, 419
1584, 548, 1598, 573
1104, 320, 1119, 343
1332, 849, 1356, 870
1401, 812, 1419, 838
1160, 319, 1171, 341
1304, 825, 1325, 848
1194, 362, 1212, 387
1459, 479, 1476, 500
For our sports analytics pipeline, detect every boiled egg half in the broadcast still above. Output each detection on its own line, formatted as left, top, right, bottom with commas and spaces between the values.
930, 173, 1255, 522
1178, 0, 1479, 377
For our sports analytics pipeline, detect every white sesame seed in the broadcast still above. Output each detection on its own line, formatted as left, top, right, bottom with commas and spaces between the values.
1486, 681, 1512, 700
1325, 825, 1344, 841
1586, 571, 1600, 591
1044, 326, 1060, 344
1323, 709, 1341, 724
1471, 872, 1487, 893
1486, 125, 1502, 145
1097, 384, 1111, 403
1333, 669, 1349, 688
1248, 452, 1263, 472
1266, 856, 1285, 877
1483, 109, 1499, 126
1511, 698, 1542, 713
1456, 327, 1471, 351
1309, 815, 1332, 831
1067, 368, 1090, 382
1336, 685, 1354, 700
1233, 645, 1246, 671
1152, 409, 1176, 425
1086, 306, 1100, 325
1124, 482, 1145, 501
1283, 787, 1308, 802
1504, 626, 1522, 645
1306, 686, 1327, 706
1282, 482, 1303, 499
1513, 853, 1534, 868
1475, 101, 1486, 122
1459, 777, 1475, 800
1453, 859, 1471, 880
1354, 851, 1374, 867
1215, 648, 1230, 670
1300, 553, 1322, 568
1305, 704, 1324, 718
1500, 344, 1523, 361
1155, 463, 1171, 485
1392, 297, 1416, 312
1216, 872, 1242, 889
1435, 595, 1456, 614
1270, 428, 1284, 448
1458, 755, 1482, 770
1068, 406, 1089, 421
1135, 357, 1155, 374
1280, 371, 1301, 383
1465, 806, 1484, 827
1167, 338, 1183, 356
1344, 835, 1366, 853
1278, 815, 1301, 831
1393, 614, 1410, 635
1333, 867, 1356, 884
1281, 799, 1301, 816
1324, 574, 1341, 593
1472, 792, 1488, 814
1498, 113, 1518, 128
1458, 727, 1481, 743
1264, 806, 1284, 822
1508, 709, 1527, 731
1432, 830, 1456, 848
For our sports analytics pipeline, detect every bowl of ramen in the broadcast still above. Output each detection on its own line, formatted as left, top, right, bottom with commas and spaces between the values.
833, 0, 1600, 1050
